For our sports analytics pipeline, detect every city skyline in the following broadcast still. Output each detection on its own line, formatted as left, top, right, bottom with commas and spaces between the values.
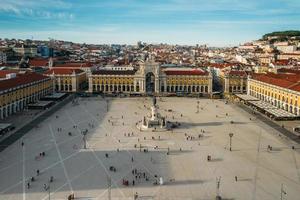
0, 0, 300, 46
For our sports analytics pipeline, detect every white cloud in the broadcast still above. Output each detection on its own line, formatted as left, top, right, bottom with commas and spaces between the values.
0, 0, 73, 20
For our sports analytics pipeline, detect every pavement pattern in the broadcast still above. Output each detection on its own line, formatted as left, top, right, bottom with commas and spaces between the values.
0, 97, 299, 200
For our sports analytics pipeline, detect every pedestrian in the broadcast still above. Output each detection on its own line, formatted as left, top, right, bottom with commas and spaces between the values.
50, 176, 54, 182
235, 176, 238, 181
44, 183, 47, 191
21, 141, 24, 147
131, 157, 134, 162
37, 169, 40, 176
27, 182, 30, 189
132, 180, 135, 185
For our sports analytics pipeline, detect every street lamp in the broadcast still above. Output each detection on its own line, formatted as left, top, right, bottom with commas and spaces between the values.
82, 130, 87, 149
216, 176, 221, 200
229, 133, 234, 151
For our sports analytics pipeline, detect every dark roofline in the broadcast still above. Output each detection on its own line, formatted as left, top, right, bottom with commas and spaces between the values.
93, 69, 137, 75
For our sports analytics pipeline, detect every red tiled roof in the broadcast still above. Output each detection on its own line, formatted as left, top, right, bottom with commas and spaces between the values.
54, 62, 92, 68
29, 59, 49, 67
0, 70, 20, 78
44, 68, 84, 75
271, 60, 290, 66
277, 68, 300, 75
93, 69, 137, 75
252, 73, 300, 92
164, 69, 208, 76
0, 73, 50, 92
226, 70, 247, 77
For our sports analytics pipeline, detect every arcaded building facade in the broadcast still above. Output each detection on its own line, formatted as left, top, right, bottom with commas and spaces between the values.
0, 72, 52, 119
248, 72, 300, 116
88, 60, 213, 95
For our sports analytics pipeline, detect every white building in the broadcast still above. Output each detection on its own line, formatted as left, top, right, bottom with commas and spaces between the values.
0, 51, 7, 64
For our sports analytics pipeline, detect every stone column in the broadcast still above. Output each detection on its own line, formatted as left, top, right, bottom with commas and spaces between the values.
72, 75, 77, 92
224, 77, 229, 93
58, 77, 61, 91
88, 77, 93, 93
241, 79, 244, 93
155, 78, 160, 93
164, 80, 167, 92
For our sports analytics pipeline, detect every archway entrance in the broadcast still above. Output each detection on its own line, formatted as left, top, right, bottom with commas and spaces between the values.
146, 72, 155, 93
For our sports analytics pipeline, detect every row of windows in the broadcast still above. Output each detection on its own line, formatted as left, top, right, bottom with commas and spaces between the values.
92, 84, 209, 93
250, 90, 298, 106
229, 86, 246, 93
0, 84, 52, 106
250, 84, 299, 105
250, 91, 299, 115
93, 85, 137, 92
1, 89, 51, 107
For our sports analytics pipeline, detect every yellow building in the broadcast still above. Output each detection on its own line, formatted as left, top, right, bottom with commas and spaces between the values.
44, 68, 87, 92
163, 68, 212, 94
89, 69, 137, 93
220, 70, 247, 94
88, 60, 212, 95
248, 72, 300, 115
0, 71, 52, 119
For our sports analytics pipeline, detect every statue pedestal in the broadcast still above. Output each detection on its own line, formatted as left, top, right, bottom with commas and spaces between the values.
137, 97, 172, 132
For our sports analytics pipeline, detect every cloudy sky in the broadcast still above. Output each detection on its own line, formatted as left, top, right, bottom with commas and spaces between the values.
0, 0, 299, 46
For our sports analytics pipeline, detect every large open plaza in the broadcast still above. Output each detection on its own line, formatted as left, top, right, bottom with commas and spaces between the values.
0, 97, 300, 200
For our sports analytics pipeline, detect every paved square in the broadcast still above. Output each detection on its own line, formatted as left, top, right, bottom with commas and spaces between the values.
0, 97, 300, 200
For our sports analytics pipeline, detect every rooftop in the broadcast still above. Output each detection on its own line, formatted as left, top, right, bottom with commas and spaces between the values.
252, 72, 300, 92
164, 68, 208, 76
44, 68, 84, 75
54, 62, 93, 68
0, 72, 50, 92
29, 58, 49, 67
93, 69, 137, 75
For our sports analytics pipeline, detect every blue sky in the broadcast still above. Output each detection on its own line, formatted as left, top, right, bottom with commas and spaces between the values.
0, 0, 299, 46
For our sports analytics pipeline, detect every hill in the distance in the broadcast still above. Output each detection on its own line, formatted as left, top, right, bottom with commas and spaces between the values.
263, 30, 300, 40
